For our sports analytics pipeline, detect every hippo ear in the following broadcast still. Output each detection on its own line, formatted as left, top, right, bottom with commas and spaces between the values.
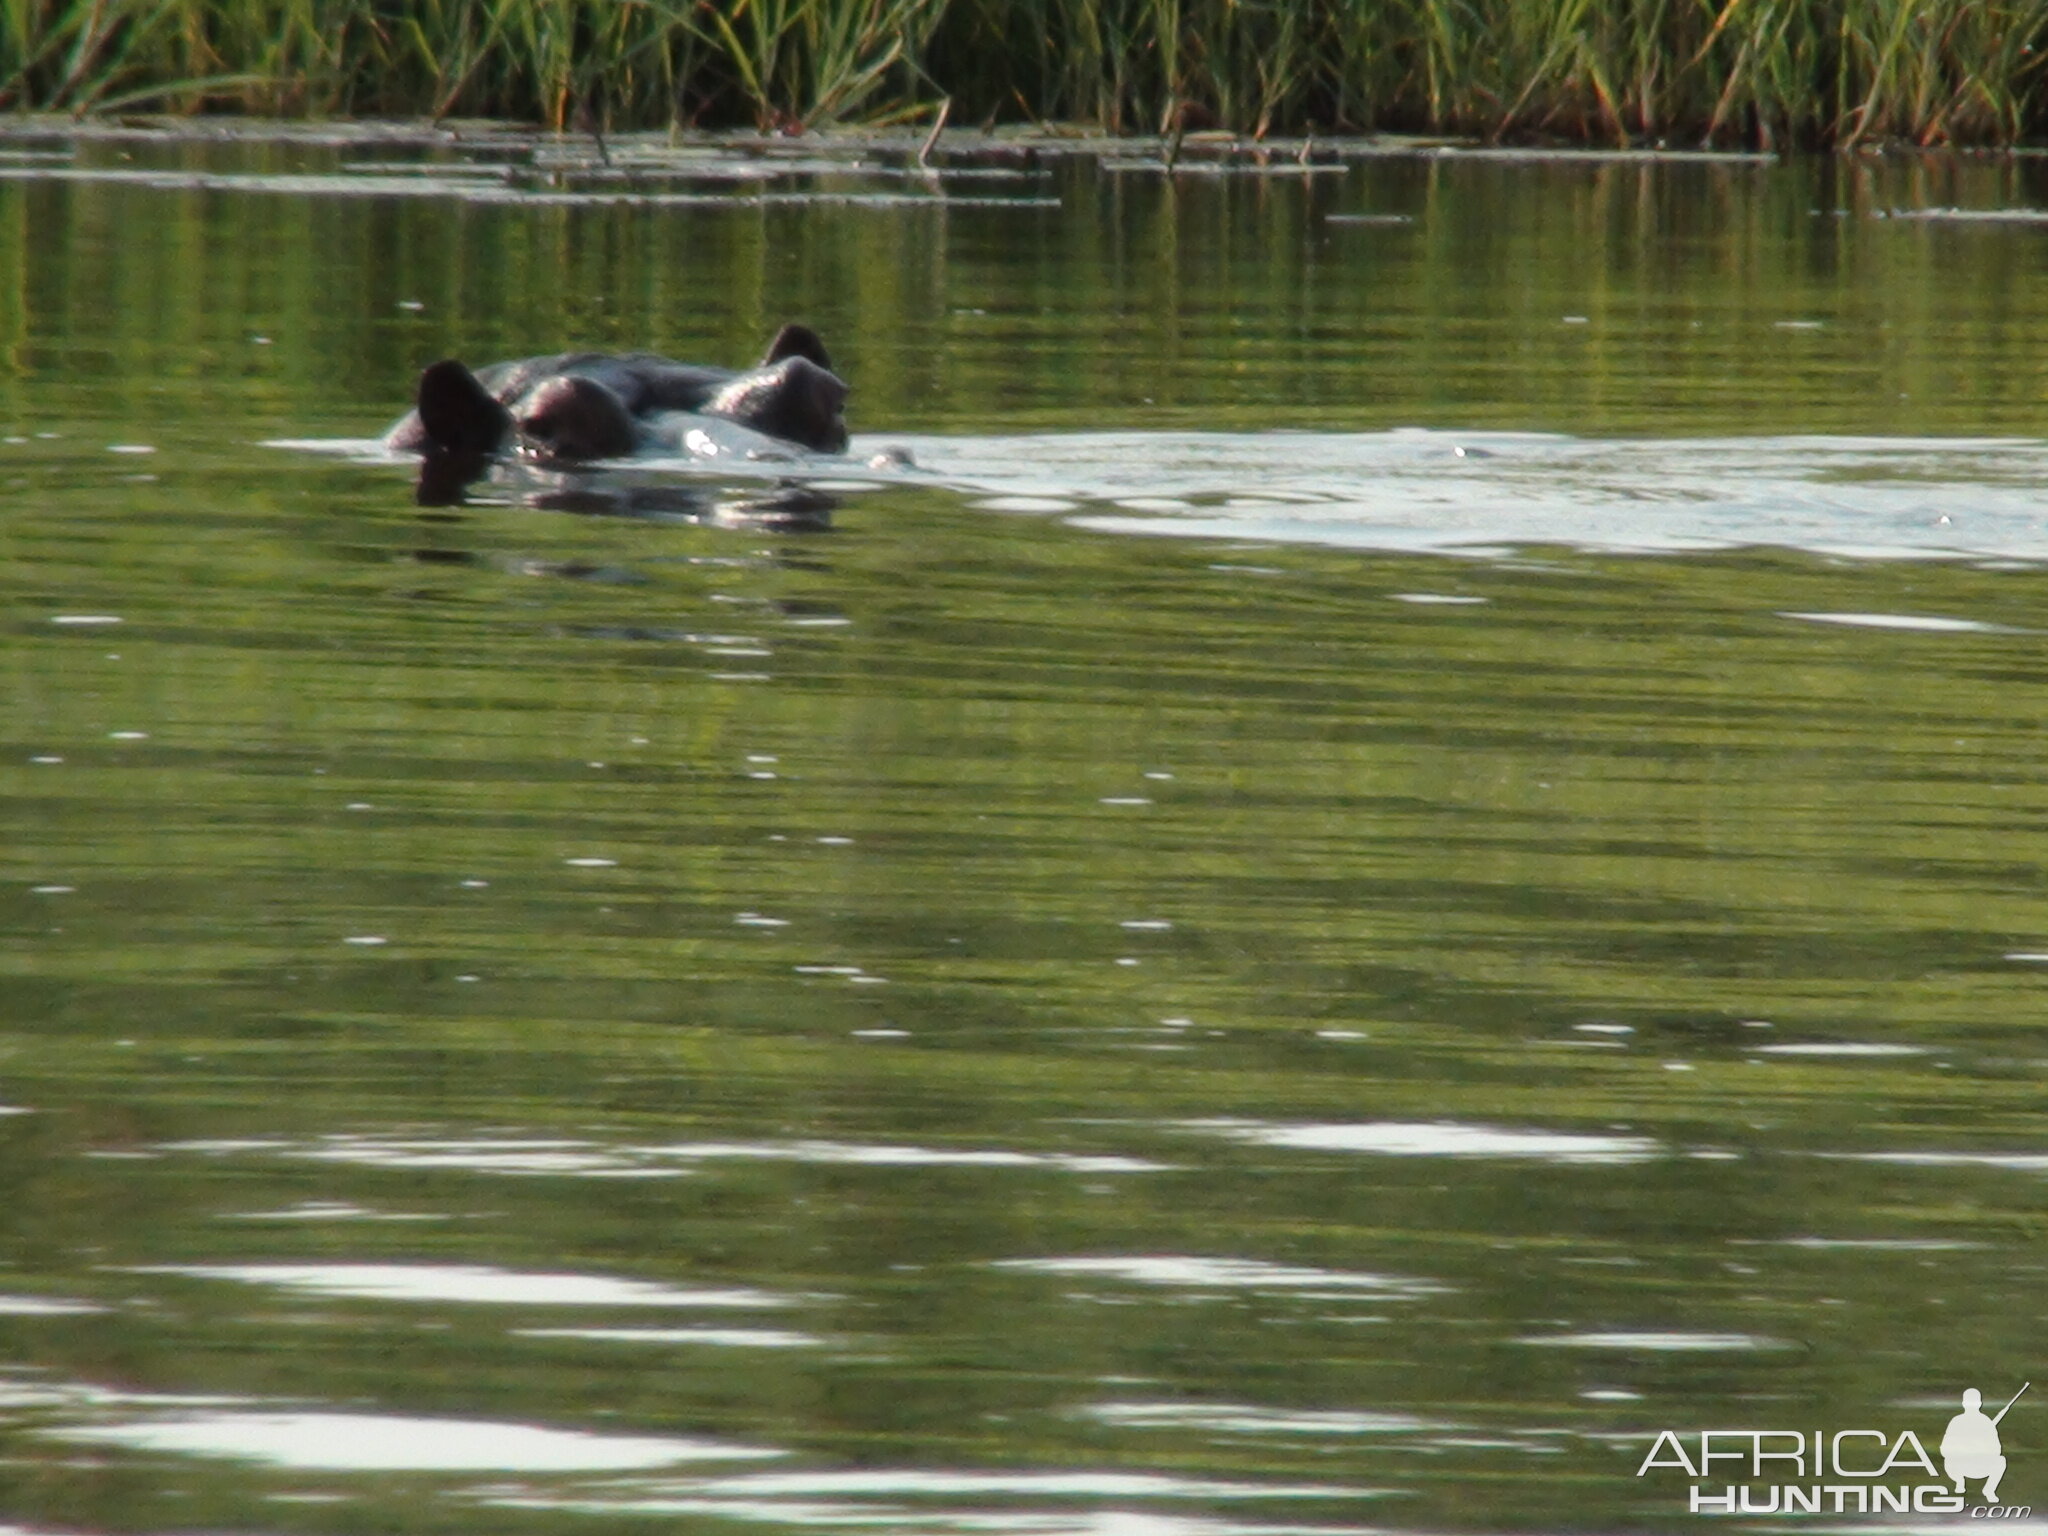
761, 323, 834, 374
416, 359, 515, 457
709, 356, 849, 454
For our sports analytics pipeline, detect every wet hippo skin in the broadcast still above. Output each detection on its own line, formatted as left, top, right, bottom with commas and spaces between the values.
385, 323, 850, 462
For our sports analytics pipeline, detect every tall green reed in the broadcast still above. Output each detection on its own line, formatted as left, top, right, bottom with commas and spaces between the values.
9, 0, 2048, 147
690, 0, 946, 128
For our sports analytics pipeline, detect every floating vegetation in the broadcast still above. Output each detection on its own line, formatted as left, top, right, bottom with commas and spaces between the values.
6, 0, 2048, 147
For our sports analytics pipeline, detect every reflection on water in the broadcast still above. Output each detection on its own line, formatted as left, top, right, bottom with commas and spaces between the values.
483, 1467, 1389, 1533
991, 1257, 1452, 1297
514, 1326, 820, 1347
4, 128, 2048, 1536
168, 1130, 1173, 1175
1081, 1403, 1434, 1434
54, 1408, 782, 1471
131, 1263, 801, 1309
1179, 1119, 1661, 1163
0, 1298, 105, 1317
1514, 1331, 1795, 1353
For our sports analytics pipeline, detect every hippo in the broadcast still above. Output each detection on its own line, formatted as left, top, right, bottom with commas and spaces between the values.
385, 323, 850, 466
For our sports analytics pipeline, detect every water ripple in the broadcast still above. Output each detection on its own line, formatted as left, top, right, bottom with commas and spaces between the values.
516, 1326, 821, 1348
1081, 1402, 1435, 1435
482, 1491, 1385, 1536
993, 1256, 1449, 1298
640, 1139, 1171, 1173
0, 1295, 106, 1315
1516, 1330, 1794, 1352
129, 1263, 795, 1309
51, 1409, 782, 1471
885, 429, 2048, 560
1831, 1151, 2048, 1172
480, 1465, 1386, 1530
164, 1132, 1167, 1177
1180, 1119, 1659, 1165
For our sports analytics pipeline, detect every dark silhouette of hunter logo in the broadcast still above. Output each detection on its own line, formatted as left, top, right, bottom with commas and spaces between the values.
1943, 1383, 2027, 1503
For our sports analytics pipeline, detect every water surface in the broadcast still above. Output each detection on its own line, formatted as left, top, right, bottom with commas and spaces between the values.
3, 126, 2048, 1535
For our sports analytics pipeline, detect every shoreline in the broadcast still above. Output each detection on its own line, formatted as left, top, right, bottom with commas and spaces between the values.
10, 113, 2039, 164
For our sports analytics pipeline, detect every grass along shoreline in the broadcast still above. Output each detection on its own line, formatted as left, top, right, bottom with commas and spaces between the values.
8, 0, 2048, 150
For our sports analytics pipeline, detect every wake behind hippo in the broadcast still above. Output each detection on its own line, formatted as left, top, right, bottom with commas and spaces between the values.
386, 323, 850, 470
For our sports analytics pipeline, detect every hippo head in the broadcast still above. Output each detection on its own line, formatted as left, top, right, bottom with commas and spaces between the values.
513, 375, 638, 462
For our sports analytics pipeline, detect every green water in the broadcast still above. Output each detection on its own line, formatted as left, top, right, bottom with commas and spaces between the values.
3, 126, 2048, 1534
